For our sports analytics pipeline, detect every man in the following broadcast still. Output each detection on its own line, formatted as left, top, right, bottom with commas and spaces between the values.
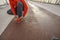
9, 0, 28, 23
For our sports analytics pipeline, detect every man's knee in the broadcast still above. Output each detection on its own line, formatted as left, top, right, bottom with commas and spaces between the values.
7, 9, 13, 15
17, 2, 21, 7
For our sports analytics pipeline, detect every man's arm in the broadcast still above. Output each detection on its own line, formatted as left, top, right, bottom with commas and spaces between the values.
9, 0, 16, 15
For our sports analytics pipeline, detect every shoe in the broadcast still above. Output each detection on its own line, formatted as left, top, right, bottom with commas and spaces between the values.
16, 17, 24, 23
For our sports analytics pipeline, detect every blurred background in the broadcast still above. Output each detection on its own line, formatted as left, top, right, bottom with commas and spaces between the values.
0, 0, 60, 40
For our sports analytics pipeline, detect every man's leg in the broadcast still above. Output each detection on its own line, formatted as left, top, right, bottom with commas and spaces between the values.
17, 2, 23, 17
16, 2, 23, 23
7, 7, 17, 15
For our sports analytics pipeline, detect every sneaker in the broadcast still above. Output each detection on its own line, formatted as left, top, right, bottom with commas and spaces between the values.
16, 17, 24, 23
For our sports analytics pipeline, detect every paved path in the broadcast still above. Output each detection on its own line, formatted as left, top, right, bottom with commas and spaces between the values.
0, 1, 60, 40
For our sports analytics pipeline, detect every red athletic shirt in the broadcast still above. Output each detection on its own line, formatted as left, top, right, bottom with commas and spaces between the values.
9, 0, 28, 16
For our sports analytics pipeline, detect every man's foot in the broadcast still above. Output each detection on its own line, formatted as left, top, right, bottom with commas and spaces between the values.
16, 17, 24, 23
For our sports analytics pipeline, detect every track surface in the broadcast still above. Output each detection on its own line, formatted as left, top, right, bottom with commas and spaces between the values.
0, 1, 60, 40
